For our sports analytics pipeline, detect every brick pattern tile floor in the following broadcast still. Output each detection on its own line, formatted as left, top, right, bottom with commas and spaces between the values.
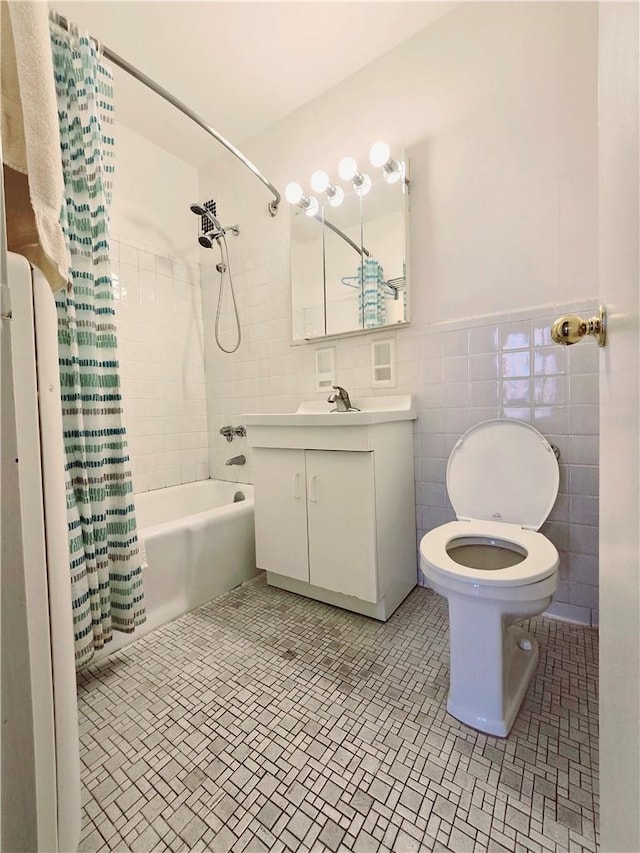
76, 574, 599, 852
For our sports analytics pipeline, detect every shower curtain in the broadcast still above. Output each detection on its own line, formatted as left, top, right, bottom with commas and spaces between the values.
50, 22, 145, 668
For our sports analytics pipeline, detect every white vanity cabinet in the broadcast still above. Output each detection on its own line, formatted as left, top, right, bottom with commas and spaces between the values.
254, 448, 378, 602
244, 397, 417, 621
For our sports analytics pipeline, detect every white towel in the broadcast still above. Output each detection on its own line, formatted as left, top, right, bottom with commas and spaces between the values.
1, 0, 70, 292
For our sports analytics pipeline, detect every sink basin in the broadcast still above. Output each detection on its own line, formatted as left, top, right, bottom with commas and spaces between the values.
243, 396, 416, 451
242, 396, 416, 428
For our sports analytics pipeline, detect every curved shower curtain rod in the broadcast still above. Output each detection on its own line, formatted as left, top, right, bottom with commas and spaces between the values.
50, 12, 281, 217
314, 214, 371, 259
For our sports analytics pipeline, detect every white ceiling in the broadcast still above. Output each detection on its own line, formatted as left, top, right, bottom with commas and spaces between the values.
51, 2, 454, 168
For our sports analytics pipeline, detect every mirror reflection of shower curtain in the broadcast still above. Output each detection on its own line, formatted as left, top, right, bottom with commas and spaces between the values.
357, 258, 386, 329
50, 21, 146, 668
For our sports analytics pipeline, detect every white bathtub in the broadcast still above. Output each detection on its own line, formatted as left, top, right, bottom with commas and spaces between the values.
94, 479, 257, 660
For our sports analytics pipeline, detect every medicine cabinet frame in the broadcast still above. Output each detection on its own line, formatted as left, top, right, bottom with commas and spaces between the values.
290, 157, 410, 343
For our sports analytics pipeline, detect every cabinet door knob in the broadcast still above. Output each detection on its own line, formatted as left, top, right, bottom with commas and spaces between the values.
292, 473, 301, 500
309, 474, 318, 503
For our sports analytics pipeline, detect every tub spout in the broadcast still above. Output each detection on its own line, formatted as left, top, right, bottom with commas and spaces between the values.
225, 454, 246, 466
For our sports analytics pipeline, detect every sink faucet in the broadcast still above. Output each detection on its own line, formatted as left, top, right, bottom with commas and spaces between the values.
225, 454, 246, 465
327, 385, 359, 413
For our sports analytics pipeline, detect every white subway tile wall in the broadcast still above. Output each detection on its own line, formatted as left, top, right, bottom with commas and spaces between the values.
204, 259, 599, 626
110, 239, 209, 493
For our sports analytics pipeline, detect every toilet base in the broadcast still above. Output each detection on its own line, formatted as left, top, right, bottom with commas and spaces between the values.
447, 625, 539, 737
421, 566, 556, 738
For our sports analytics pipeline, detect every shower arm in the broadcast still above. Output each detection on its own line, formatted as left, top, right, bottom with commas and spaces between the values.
50, 13, 281, 218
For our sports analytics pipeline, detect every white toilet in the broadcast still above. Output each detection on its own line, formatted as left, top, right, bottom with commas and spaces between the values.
420, 419, 560, 737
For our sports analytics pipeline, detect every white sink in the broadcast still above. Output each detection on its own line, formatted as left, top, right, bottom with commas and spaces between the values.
242, 395, 416, 428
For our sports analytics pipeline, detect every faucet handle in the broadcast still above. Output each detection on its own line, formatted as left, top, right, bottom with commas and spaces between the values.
327, 385, 357, 412
220, 424, 246, 442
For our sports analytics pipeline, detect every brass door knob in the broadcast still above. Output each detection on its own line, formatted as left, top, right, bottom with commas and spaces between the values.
550, 305, 606, 347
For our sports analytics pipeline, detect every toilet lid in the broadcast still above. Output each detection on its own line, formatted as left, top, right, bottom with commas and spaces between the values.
447, 419, 559, 531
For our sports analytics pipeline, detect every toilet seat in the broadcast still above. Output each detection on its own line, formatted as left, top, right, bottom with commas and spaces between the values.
421, 419, 560, 587
447, 419, 559, 531
420, 519, 559, 587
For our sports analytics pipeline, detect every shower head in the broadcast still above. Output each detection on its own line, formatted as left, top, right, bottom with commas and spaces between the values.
191, 202, 240, 249
198, 232, 220, 249
190, 201, 223, 233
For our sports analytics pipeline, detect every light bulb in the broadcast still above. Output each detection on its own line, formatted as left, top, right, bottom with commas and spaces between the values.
338, 156, 358, 181
369, 141, 390, 168
383, 161, 404, 184
285, 182, 303, 204
353, 173, 372, 197
310, 170, 330, 193
327, 185, 344, 207
303, 196, 319, 217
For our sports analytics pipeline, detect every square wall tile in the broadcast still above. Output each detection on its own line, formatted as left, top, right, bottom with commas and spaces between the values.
502, 351, 530, 378
442, 329, 468, 357
534, 376, 567, 406
532, 316, 556, 347
469, 325, 499, 354
569, 373, 599, 405
534, 347, 567, 376
500, 321, 531, 350
502, 379, 530, 405
569, 465, 599, 496
469, 353, 499, 381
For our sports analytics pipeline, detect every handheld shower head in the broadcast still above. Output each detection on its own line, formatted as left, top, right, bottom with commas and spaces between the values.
190, 201, 223, 233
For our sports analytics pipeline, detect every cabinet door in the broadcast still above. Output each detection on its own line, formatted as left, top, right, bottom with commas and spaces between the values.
253, 448, 309, 581
306, 450, 378, 602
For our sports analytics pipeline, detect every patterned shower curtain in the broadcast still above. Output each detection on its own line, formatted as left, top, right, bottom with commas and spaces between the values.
50, 22, 145, 668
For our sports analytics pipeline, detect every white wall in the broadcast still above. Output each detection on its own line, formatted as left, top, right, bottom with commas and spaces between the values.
109, 123, 209, 492
199, 2, 600, 623
110, 123, 199, 261
597, 2, 640, 850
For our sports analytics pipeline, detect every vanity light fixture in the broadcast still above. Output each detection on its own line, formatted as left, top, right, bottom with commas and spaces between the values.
284, 182, 320, 217
338, 156, 372, 196
310, 170, 344, 207
369, 141, 404, 184
285, 142, 405, 218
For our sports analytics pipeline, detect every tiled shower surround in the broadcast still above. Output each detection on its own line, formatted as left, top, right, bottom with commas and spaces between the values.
77, 575, 599, 853
205, 288, 599, 627
110, 239, 209, 493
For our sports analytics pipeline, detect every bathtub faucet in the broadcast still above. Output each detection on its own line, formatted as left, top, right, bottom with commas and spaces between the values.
220, 425, 247, 442
225, 454, 246, 466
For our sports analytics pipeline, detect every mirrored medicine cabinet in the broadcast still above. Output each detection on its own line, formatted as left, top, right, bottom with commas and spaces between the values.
290, 157, 409, 342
